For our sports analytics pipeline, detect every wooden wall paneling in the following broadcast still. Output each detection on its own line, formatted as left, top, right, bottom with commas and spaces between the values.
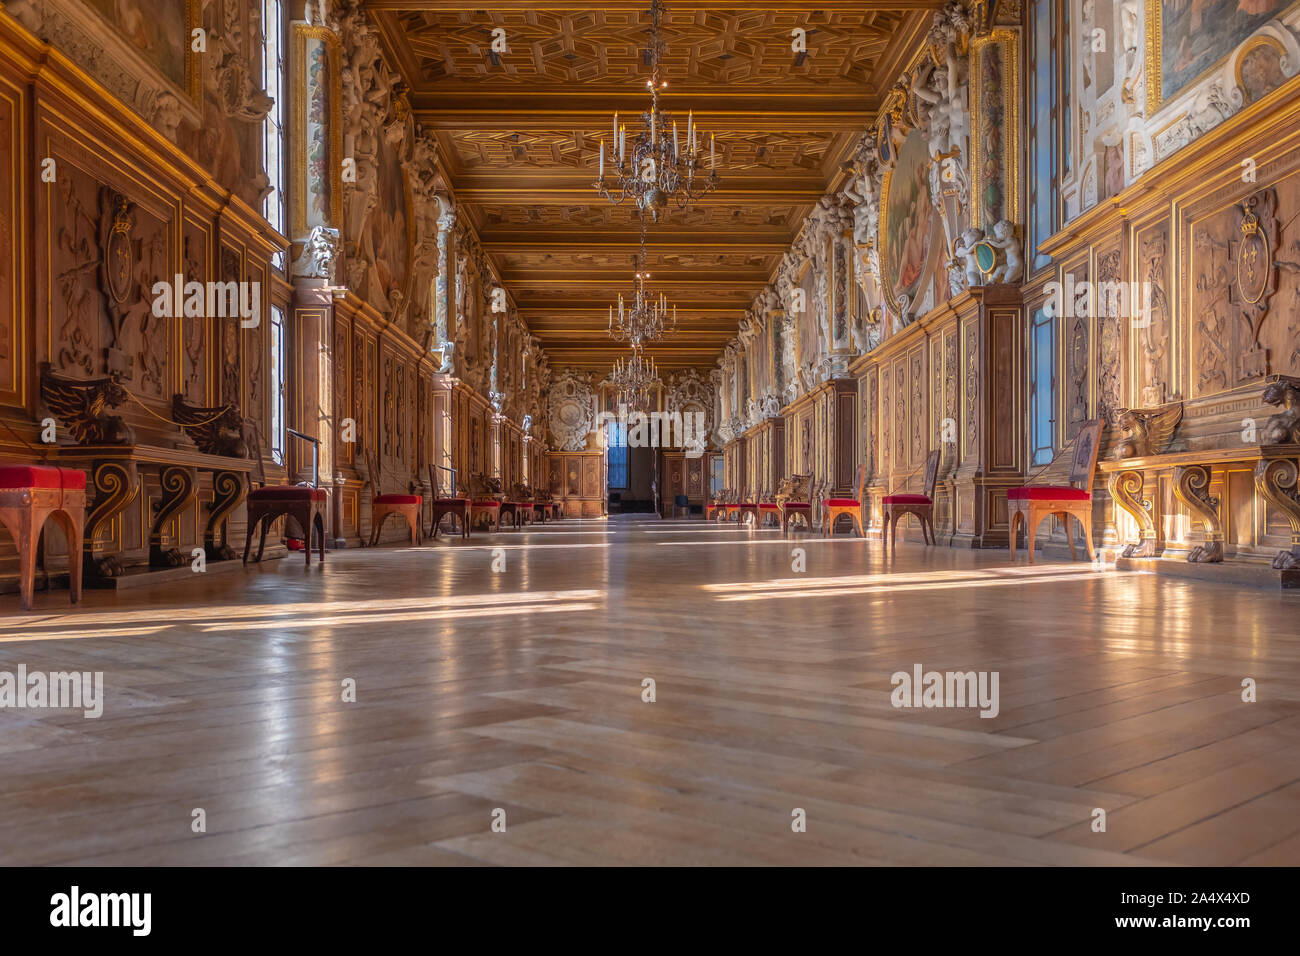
0, 64, 24, 410
179, 214, 212, 406
545, 450, 605, 517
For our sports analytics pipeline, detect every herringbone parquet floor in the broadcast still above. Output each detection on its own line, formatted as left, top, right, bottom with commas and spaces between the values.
2, 516, 1298, 865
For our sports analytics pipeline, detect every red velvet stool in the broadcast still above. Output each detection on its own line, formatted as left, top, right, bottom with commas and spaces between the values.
0, 464, 86, 610
364, 447, 421, 546
882, 451, 940, 555
243, 426, 327, 567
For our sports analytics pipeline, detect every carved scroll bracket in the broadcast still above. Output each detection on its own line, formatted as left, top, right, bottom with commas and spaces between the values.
206, 470, 248, 561
149, 465, 197, 568
1173, 464, 1224, 563
1254, 456, 1300, 570
84, 460, 139, 583
1109, 469, 1161, 557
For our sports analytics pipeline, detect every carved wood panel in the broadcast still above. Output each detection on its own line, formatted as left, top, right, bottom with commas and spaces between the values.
0, 75, 21, 405
180, 218, 210, 404
1136, 219, 1172, 406
1095, 245, 1124, 422
1189, 183, 1297, 396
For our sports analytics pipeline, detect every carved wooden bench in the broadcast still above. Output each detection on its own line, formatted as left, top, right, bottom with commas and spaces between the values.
1102, 443, 1300, 566
1100, 383, 1300, 570
40, 365, 256, 582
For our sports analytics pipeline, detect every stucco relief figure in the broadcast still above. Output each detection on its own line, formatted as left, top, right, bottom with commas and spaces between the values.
842, 166, 881, 249
291, 226, 341, 283
548, 369, 598, 452
953, 226, 983, 290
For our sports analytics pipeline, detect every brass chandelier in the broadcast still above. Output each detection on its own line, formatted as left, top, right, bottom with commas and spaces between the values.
609, 344, 660, 410
593, 0, 719, 222
608, 227, 678, 345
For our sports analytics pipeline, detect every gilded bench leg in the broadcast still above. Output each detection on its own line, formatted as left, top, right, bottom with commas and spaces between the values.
1108, 469, 1160, 557
1255, 457, 1300, 570
1173, 464, 1224, 563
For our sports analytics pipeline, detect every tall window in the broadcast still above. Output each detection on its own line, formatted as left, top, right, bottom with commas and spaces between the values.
1029, 306, 1057, 466
1027, 0, 1057, 273
262, 0, 287, 267
606, 420, 628, 490
270, 306, 287, 465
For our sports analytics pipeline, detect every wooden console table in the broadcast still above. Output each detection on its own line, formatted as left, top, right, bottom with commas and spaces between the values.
1100, 443, 1300, 568
51, 444, 255, 584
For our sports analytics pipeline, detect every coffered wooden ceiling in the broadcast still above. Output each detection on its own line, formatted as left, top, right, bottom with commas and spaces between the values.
371, 1, 937, 372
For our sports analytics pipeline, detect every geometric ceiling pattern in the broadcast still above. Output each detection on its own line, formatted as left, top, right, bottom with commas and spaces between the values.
373, 0, 936, 372
392, 7, 912, 92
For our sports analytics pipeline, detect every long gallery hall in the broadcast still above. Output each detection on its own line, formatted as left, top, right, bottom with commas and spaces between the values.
1, 0, 1300, 882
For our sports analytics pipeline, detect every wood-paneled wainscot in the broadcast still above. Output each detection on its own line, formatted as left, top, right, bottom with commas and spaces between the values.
660, 450, 709, 513
771, 378, 857, 504
742, 417, 785, 499
546, 451, 606, 518
0, 18, 288, 594
329, 293, 440, 547
1036, 68, 1300, 584
854, 285, 1025, 547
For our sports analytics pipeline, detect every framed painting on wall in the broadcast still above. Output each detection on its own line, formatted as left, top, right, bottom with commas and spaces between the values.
969, 27, 1021, 231
292, 24, 344, 238
85, 0, 202, 102
880, 128, 938, 318
1147, 0, 1297, 113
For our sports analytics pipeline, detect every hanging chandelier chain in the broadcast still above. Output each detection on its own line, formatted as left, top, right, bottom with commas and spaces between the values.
593, 0, 719, 224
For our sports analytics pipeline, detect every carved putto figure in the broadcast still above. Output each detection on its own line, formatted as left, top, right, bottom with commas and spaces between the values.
985, 220, 1023, 284
953, 226, 984, 290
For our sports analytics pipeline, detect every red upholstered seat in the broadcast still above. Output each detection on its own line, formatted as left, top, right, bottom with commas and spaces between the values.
472, 499, 502, 507
783, 501, 811, 509
822, 498, 861, 508
0, 464, 87, 490
374, 493, 421, 505
758, 503, 780, 510
249, 486, 327, 501
435, 497, 470, 505
1007, 486, 1090, 501
882, 493, 931, 505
